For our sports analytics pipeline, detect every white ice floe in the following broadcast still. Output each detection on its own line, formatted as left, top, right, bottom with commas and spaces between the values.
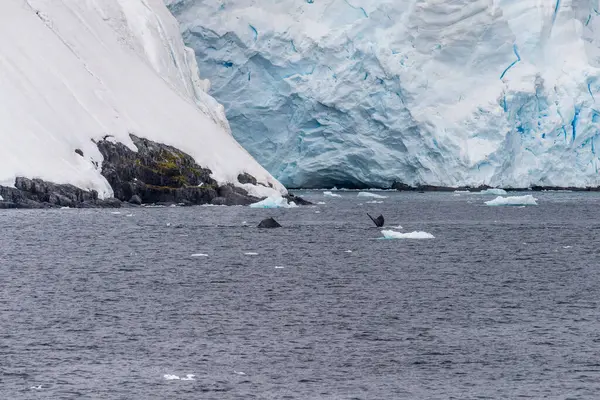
366, 200, 384, 204
250, 196, 297, 209
234, 371, 246, 375
317, 201, 326, 205
30, 385, 42, 390
344, 250, 353, 253
164, 374, 195, 381
323, 191, 341, 198
0, 195, 3, 201
381, 230, 435, 239
357, 192, 388, 199
111, 211, 121, 215
274, 266, 285, 269
480, 188, 508, 195
191, 253, 209, 257
485, 195, 538, 206
244, 252, 258, 256
392, 225, 404, 230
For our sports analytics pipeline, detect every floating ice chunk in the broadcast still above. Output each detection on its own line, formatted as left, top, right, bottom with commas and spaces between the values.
366, 200, 383, 204
180, 374, 196, 381
381, 230, 435, 239
345, 250, 353, 253
563, 246, 572, 249
191, 253, 209, 257
244, 252, 258, 256
480, 188, 508, 195
357, 192, 387, 199
315, 211, 321, 213
126, 214, 134, 217
485, 195, 538, 206
111, 211, 121, 215
30, 385, 42, 390
166, 223, 171, 227
392, 225, 403, 230
164, 375, 180, 380
0, 195, 4, 201
323, 191, 341, 198
234, 371, 246, 375
274, 266, 285, 269
250, 196, 297, 209
317, 201, 326, 205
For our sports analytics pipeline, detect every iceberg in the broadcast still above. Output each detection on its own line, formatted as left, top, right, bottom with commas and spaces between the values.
479, 189, 508, 195
357, 192, 388, 199
0, 0, 284, 200
323, 191, 341, 198
250, 196, 297, 208
485, 195, 538, 206
381, 230, 435, 240
169, 0, 600, 189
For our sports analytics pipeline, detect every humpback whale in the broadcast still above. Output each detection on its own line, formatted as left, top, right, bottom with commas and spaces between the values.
258, 217, 282, 228
367, 213, 385, 228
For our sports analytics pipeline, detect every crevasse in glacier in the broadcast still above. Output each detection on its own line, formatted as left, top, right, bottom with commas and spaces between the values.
168, 0, 600, 188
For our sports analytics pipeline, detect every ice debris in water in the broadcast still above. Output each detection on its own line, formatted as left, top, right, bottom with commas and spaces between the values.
485, 195, 538, 206
317, 201, 326, 205
357, 192, 387, 199
111, 211, 121, 215
323, 191, 341, 198
244, 252, 258, 256
381, 230, 435, 239
0, 195, 3, 201
191, 253, 209, 257
164, 374, 195, 381
345, 250, 353, 253
234, 371, 246, 375
30, 385, 42, 390
392, 225, 403, 230
250, 196, 297, 208
366, 200, 383, 204
480, 188, 508, 195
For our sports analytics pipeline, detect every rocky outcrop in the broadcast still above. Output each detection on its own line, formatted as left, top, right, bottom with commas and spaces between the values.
96, 134, 260, 206
0, 135, 290, 209
0, 177, 121, 209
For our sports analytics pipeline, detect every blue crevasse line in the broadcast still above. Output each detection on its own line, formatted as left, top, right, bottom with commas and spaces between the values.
500, 44, 521, 79
291, 40, 298, 53
592, 109, 600, 123
248, 24, 258, 41
589, 83, 595, 101
586, 14, 592, 26
552, 0, 561, 25
572, 105, 581, 142
343, 0, 368, 17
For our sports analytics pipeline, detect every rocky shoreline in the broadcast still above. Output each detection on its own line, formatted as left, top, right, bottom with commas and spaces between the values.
0, 135, 308, 209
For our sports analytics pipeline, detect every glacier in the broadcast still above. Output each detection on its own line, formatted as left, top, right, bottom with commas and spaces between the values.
0, 0, 284, 199
168, 0, 600, 189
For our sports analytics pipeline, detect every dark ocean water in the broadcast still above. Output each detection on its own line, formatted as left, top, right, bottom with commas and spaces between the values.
2, 191, 600, 399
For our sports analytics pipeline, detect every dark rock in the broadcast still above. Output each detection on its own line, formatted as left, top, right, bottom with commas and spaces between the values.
258, 217, 282, 229
0, 177, 102, 209
96, 134, 260, 206
210, 197, 227, 206
75, 149, 84, 157
129, 195, 142, 205
237, 172, 257, 185
285, 193, 312, 206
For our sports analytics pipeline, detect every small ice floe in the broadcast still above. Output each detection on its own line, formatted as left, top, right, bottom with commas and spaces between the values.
242, 221, 248, 226
111, 211, 121, 215
357, 192, 387, 199
244, 252, 259, 256
485, 195, 538, 206
366, 200, 384, 204
234, 371, 246, 376
191, 253, 209, 257
126, 214, 134, 217
30, 385, 43, 390
0, 195, 3, 201
563, 246, 572, 249
166, 222, 171, 227
315, 211, 321, 214
164, 374, 195, 380
250, 196, 297, 209
317, 202, 326, 205
344, 250, 353, 253
381, 230, 435, 239
392, 225, 403, 230
323, 191, 341, 198
274, 266, 285, 269
479, 188, 508, 195
60, 206, 71, 209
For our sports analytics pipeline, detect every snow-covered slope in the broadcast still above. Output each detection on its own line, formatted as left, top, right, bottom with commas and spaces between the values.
169, 0, 600, 188
0, 0, 284, 198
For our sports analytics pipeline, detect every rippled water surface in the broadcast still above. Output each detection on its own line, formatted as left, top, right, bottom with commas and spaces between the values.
2, 191, 600, 399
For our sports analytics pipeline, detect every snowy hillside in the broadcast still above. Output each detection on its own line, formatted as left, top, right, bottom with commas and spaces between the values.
0, 0, 284, 199
169, 0, 600, 188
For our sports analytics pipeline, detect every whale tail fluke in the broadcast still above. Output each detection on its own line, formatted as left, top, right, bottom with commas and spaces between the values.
367, 213, 385, 227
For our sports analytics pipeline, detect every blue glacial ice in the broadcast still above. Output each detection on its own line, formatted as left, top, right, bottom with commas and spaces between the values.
168, 0, 600, 188
485, 195, 538, 206
250, 195, 297, 208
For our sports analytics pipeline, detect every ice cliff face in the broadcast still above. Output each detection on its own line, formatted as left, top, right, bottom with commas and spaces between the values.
169, 0, 600, 188
0, 0, 284, 198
